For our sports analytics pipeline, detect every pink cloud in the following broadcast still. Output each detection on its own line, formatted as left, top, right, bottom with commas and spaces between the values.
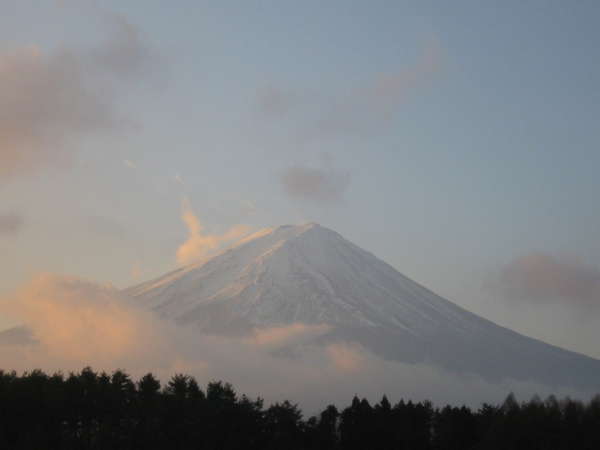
176, 198, 252, 265
501, 252, 600, 309
0, 13, 155, 180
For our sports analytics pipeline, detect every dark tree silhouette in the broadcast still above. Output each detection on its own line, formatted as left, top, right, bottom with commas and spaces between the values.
0, 367, 599, 450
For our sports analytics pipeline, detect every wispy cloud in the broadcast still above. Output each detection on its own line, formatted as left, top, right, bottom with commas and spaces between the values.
313, 39, 442, 139
281, 165, 350, 205
245, 323, 331, 350
176, 198, 252, 265
257, 39, 442, 139
499, 252, 600, 310
0, 12, 156, 180
326, 342, 367, 373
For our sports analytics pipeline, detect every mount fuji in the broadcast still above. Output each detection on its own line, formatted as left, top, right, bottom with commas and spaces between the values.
128, 223, 600, 390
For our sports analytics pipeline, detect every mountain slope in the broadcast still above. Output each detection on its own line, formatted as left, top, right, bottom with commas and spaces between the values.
128, 223, 600, 390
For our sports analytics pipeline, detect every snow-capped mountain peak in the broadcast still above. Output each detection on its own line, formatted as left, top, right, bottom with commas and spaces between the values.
128, 223, 470, 331
128, 223, 600, 389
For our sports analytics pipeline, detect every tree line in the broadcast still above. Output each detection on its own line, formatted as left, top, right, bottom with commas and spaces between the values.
1, 367, 599, 449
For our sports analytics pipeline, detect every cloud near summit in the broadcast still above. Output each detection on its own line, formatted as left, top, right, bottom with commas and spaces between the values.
176, 198, 252, 265
281, 165, 351, 205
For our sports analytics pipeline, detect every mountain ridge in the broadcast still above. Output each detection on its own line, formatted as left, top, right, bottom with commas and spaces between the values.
128, 223, 600, 390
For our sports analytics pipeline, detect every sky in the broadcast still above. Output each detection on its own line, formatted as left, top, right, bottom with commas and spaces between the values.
1, 0, 600, 371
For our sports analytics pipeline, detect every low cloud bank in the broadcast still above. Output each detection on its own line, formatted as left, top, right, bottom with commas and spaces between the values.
1, 274, 594, 411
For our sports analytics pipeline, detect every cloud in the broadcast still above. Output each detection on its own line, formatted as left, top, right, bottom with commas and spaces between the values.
368, 38, 441, 109
281, 165, 350, 204
176, 198, 252, 265
258, 39, 442, 139
88, 11, 154, 79
246, 323, 331, 350
0, 326, 36, 347
1, 274, 166, 364
499, 252, 600, 310
0, 12, 155, 180
124, 160, 137, 169
0, 213, 24, 235
314, 39, 441, 138
0, 274, 595, 411
326, 342, 366, 373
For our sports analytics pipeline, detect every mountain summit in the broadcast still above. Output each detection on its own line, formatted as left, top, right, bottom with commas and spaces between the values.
129, 223, 600, 390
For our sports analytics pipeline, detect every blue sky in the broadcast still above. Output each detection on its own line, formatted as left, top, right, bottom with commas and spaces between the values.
1, 0, 600, 357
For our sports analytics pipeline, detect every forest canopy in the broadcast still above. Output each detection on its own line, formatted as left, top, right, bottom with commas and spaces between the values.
1, 367, 599, 450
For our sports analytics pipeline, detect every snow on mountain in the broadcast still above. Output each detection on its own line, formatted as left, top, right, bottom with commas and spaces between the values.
128, 223, 600, 390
